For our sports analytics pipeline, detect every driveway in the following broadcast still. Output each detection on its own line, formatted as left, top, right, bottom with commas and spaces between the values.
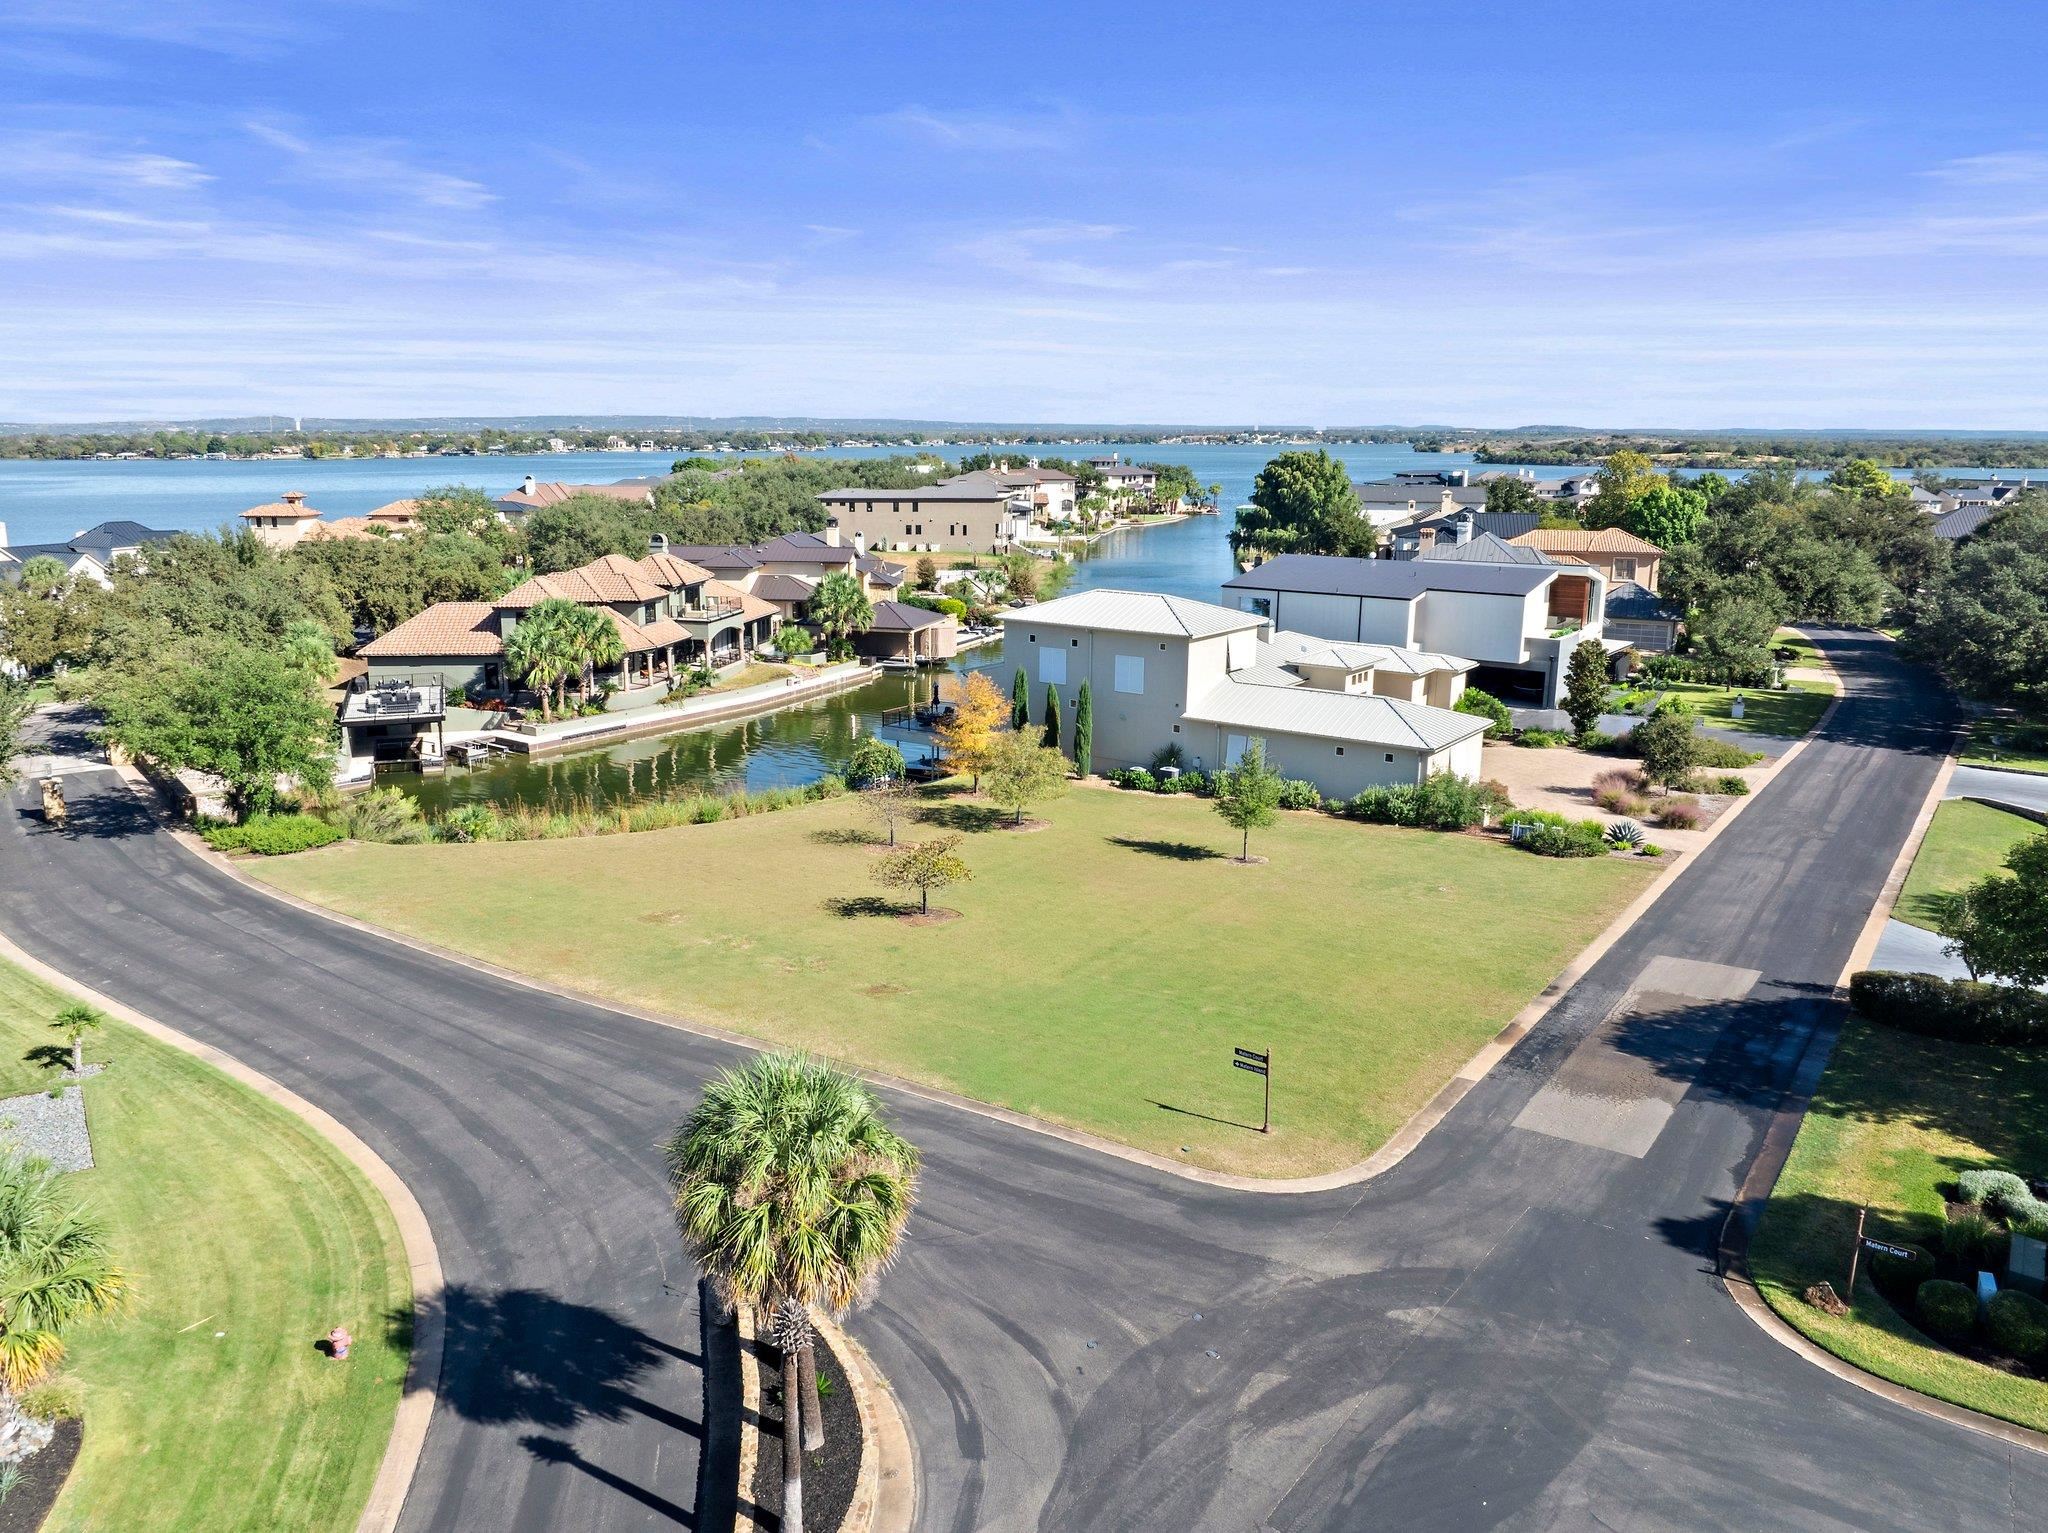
3, 633, 2043, 1531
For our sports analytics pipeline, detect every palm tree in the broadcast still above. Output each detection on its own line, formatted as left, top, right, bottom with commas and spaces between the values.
504, 600, 578, 720
664, 1054, 918, 1533
51, 1004, 101, 1077
807, 572, 873, 661
0, 1154, 126, 1464
562, 603, 626, 704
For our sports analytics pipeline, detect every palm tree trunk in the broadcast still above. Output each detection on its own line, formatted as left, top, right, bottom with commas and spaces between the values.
780, 1343, 806, 1533
798, 1339, 825, 1451
71, 1038, 81, 1075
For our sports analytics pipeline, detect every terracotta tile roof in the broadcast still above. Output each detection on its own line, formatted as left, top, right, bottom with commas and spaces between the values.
301, 517, 383, 542
359, 602, 503, 657
636, 551, 716, 588
1510, 527, 1664, 555
635, 616, 693, 649
498, 557, 669, 608
367, 499, 424, 523
499, 481, 654, 510
240, 491, 321, 520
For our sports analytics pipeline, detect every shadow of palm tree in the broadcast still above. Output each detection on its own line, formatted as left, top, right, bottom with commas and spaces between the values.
1108, 836, 1225, 862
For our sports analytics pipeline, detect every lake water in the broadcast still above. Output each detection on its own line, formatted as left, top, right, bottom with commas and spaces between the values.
11, 441, 2038, 811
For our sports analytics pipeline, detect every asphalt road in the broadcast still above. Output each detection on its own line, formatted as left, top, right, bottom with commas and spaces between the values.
4, 631, 2044, 1531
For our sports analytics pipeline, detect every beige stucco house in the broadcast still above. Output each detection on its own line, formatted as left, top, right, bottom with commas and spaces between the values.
1001, 589, 1488, 797
817, 481, 1030, 552
1509, 527, 1665, 592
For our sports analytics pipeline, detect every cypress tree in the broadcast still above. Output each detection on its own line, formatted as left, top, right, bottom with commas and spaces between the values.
1012, 667, 1030, 729
1073, 681, 1093, 777
1043, 683, 1062, 751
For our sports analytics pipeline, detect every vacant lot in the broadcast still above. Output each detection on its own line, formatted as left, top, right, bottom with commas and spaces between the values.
1750, 1018, 2048, 1431
257, 787, 1655, 1177
0, 960, 409, 1533
1896, 799, 2039, 932
1659, 678, 1836, 738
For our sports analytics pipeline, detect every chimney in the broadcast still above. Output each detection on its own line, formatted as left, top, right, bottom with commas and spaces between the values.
853, 530, 866, 556
1452, 511, 1475, 546
0, 521, 8, 550
282, 490, 305, 508
648, 532, 668, 555
822, 525, 841, 547
522, 474, 538, 496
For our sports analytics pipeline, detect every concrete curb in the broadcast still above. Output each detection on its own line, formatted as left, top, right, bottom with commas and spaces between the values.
118, 701, 1820, 1199
1716, 704, 2048, 1458
0, 924, 445, 1533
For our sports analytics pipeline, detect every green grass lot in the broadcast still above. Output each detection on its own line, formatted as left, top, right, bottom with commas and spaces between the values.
1750, 1019, 2048, 1431
1658, 677, 1836, 738
1963, 717, 2048, 776
1896, 800, 2039, 932
0, 961, 409, 1532
254, 786, 1654, 1178
1771, 629, 1829, 670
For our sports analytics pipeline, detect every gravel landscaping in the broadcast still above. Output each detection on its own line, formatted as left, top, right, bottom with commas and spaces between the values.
0, 1084, 93, 1172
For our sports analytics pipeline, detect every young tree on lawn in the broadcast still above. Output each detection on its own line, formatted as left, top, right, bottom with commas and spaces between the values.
914, 555, 939, 589
1562, 639, 1610, 740
998, 553, 1040, 601
874, 834, 972, 915
1072, 682, 1094, 778
808, 572, 873, 661
860, 775, 914, 847
664, 1053, 918, 1528
984, 732, 1069, 826
0, 1152, 127, 1464
934, 671, 1006, 788
1042, 683, 1062, 750
1945, 832, 2048, 987
51, 1004, 101, 1077
1011, 667, 1030, 729
1214, 738, 1284, 862
1632, 704, 1701, 790
845, 735, 905, 790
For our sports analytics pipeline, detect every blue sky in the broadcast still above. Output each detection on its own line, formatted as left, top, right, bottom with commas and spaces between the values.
3, 0, 2047, 427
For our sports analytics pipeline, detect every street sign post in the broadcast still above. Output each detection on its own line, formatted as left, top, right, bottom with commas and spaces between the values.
1233, 1047, 1271, 1134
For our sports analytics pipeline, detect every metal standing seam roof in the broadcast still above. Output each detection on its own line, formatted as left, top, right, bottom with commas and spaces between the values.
750, 572, 819, 602
1259, 631, 1475, 676
868, 600, 950, 632
1223, 554, 1562, 600
1186, 678, 1491, 753
1931, 505, 1996, 541
1416, 533, 1562, 566
1006, 588, 1269, 639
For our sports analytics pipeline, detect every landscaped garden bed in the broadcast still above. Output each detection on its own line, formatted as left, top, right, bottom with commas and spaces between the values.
252, 783, 1655, 1177
1751, 1016, 2048, 1431
0, 960, 409, 1531
748, 1322, 861, 1533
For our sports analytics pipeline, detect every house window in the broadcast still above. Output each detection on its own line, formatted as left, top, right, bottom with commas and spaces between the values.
1336, 747, 1344, 755
1114, 655, 1145, 694
1613, 557, 1637, 582
1039, 646, 1067, 685
1384, 753, 1395, 762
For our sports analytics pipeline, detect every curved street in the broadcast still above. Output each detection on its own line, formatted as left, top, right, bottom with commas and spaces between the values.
3, 631, 2042, 1531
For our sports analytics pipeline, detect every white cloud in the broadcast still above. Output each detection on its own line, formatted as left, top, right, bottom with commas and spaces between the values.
244, 119, 496, 211
864, 103, 1080, 154
1925, 149, 2048, 187
0, 132, 212, 190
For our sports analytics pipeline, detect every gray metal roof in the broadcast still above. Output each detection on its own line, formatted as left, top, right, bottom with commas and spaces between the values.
1604, 581, 1682, 620
1260, 631, 1474, 676
1223, 553, 1560, 600
1417, 532, 1560, 566
1932, 505, 1996, 541
1187, 679, 1490, 752
1005, 588, 1267, 639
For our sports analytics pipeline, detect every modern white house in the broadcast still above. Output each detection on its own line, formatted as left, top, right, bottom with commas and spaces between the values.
1222, 553, 1615, 708
1000, 589, 1489, 797
0, 519, 179, 585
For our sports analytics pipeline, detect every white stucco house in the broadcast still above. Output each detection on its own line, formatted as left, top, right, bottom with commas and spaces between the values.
1221, 553, 1618, 708
1000, 589, 1489, 797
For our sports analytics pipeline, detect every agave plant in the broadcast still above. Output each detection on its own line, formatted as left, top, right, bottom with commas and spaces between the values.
1604, 819, 1646, 849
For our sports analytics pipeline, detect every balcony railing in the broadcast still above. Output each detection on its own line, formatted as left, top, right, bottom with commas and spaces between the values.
674, 600, 744, 623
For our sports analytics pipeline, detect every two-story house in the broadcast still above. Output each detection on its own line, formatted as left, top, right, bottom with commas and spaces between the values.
1221, 553, 1614, 708
816, 480, 1029, 552
998, 589, 1489, 798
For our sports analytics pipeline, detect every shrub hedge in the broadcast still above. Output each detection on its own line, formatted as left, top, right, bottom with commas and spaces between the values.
1914, 1278, 1978, 1343
1276, 779, 1323, 811
202, 814, 344, 856
1849, 970, 2048, 1046
1959, 1168, 2032, 1209
1988, 1290, 2048, 1360
1870, 1241, 1930, 1303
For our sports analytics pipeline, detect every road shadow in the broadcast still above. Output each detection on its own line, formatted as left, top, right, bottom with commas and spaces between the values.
15, 782, 158, 842
1109, 836, 1225, 862
391, 1284, 699, 1438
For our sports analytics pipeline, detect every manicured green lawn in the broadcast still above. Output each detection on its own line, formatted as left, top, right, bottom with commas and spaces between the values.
1771, 629, 1828, 670
1896, 799, 2039, 932
254, 786, 1654, 1177
1963, 716, 2048, 776
1750, 1019, 2048, 1431
1659, 678, 1836, 738
0, 961, 409, 1532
